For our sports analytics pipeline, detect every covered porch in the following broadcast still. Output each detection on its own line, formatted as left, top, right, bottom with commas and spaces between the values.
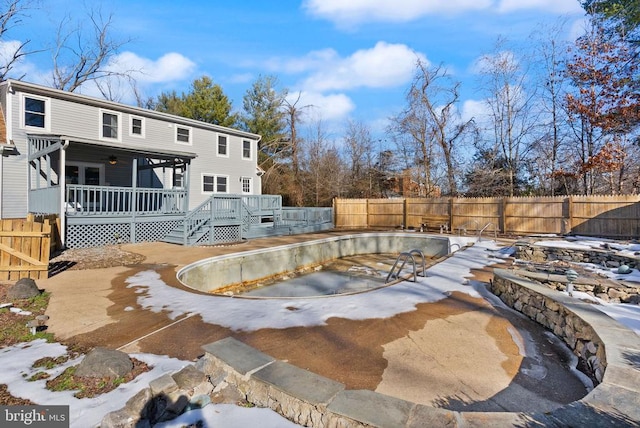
27, 134, 196, 247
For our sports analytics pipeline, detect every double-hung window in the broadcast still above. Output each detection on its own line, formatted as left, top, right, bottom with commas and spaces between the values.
216, 176, 228, 193
24, 96, 47, 129
242, 140, 252, 160
176, 126, 191, 145
101, 110, 120, 140
202, 174, 228, 194
217, 135, 228, 157
202, 175, 215, 193
130, 116, 144, 137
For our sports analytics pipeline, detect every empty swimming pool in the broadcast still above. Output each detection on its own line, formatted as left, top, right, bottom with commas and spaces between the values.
177, 232, 464, 297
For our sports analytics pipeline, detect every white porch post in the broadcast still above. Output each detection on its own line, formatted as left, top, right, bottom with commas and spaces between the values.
184, 160, 190, 212
59, 139, 69, 246
130, 157, 137, 243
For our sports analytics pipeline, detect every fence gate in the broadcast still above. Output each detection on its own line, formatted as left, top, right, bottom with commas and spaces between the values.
0, 218, 51, 281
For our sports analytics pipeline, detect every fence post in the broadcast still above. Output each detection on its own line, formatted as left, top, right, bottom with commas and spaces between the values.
366, 199, 370, 228
501, 198, 507, 235
568, 196, 574, 233
403, 198, 408, 230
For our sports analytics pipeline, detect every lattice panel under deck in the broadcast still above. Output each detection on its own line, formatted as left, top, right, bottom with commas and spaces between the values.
214, 225, 241, 244
136, 220, 181, 243
66, 223, 130, 248
66, 220, 181, 248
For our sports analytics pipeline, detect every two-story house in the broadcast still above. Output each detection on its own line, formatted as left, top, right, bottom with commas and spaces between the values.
0, 79, 271, 247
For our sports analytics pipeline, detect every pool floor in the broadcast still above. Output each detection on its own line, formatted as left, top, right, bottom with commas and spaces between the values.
237, 253, 425, 297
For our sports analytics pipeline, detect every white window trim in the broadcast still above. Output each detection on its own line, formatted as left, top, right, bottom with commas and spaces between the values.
241, 176, 252, 194
129, 115, 145, 138
215, 174, 230, 194
217, 134, 229, 158
100, 109, 122, 142
201, 173, 215, 194
202, 173, 230, 194
175, 125, 192, 146
21, 93, 51, 131
242, 139, 253, 161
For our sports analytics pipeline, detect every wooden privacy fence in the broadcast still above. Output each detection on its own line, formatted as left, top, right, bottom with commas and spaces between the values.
333, 195, 640, 238
0, 216, 53, 281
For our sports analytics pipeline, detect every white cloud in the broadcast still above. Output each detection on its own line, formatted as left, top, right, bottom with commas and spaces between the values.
460, 100, 488, 123
108, 51, 196, 83
302, 42, 425, 92
265, 49, 339, 74
303, 0, 492, 26
0, 40, 44, 83
497, 0, 584, 14
288, 91, 355, 122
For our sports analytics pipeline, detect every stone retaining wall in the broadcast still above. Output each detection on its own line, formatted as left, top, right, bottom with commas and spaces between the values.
101, 271, 640, 427
491, 271, 606, 383
515, 241, 640, 269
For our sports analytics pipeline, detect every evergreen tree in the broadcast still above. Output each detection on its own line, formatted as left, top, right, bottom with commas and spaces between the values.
154, 76, 238, 127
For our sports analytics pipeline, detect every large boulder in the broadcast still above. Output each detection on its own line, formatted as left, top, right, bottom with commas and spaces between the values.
75, 347, 133, 379
7, 278, 41, 300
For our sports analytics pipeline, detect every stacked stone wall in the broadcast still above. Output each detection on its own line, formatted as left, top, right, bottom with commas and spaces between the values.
515, 242, 639, 269
490, 274, 606, 384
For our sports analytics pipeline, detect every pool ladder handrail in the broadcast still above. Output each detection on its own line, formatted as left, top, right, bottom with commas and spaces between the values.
386, 249, 426, 283
457, 220, 479, 236
478, 222, 498, 241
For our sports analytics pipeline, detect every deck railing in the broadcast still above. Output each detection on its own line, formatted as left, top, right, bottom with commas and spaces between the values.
281, 207, 333, 226
65, 185, 187, 216
242, 195, 282, 212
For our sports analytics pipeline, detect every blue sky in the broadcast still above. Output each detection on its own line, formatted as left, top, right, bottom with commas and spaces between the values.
6, 0, 586, 139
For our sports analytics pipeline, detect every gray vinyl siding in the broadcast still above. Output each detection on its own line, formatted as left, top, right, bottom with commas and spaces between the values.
0, 80, 262, 217
2, 90, 30, 218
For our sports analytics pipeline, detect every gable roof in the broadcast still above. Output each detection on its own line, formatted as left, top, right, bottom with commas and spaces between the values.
1, 79, 261, 142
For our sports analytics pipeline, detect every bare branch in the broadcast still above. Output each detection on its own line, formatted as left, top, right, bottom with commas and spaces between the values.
0, 0, 42, 81
51, 5, 133, 92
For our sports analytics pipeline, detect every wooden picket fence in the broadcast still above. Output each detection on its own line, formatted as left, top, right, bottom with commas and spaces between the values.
0, 215, 55, 281
333, 195, 640, 238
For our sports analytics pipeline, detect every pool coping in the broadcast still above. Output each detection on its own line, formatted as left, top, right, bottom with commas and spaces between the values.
177, 232, 460, 295
195, 270, 640, 427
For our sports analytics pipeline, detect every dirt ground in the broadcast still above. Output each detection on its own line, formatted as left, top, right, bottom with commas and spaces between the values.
38, 233, 588, 412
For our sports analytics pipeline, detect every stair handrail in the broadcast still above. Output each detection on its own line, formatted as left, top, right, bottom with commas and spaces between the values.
182, 197, 212, 245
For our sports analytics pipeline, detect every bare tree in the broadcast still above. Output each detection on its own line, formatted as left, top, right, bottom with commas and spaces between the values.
0, 0, 40, 81
343, 119, 377, 197
302, 118, 345, 206
389, 60, 473, 196
530, 21, 573, 195
476, 37, 538, 196
51, 6, 133, 92
282, 93, 312, 206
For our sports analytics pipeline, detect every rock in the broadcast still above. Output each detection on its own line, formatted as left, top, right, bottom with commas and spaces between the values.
75, 347, 133, 379
618, 264, 632, 274
608, 288, 628, 302
149, 373, 178, 395
7, 278, 41, 300
625, 295, 640, 305
172, 365, 205, 391
125, 387, 154, 420
100, 409, 137, 428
